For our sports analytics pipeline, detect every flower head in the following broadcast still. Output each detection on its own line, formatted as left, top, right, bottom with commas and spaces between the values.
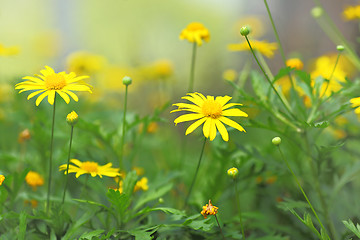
171, 92, 248, 141
25, 171, 44, 190
179, 22, 210, 46
59, 159, 120, 178
286, 58, 303, 70
66, 111, 79, 126
134, 177, 149, 192
15, 66, 92, 106
228, 40, 278, 58
350, 97, 360, 115
201, 200, 218, 219
222, 69, 237, 82
227, 167, 239, 178
343, 5, 360, 21
0, 175, 5, 186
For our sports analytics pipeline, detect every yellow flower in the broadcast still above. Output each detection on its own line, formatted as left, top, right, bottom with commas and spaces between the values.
228, 40, 278, 58
66, 111, 79, 126
286, 58, 303, 70
0, 43, 20, 56
59, 159, 120, 178
66, 51, 107, 75
15, 66, 92, 106
350, 97, 360, 115
201, 200, 218, 219
343, 5, 360, 21
0, 175, 5, 186
25, 171, 44, 190
227, 167, 239, 178
222, 69, 237, 82
171, 92, 248, 141
179, 22, 210, 46
134, 177, 149, 192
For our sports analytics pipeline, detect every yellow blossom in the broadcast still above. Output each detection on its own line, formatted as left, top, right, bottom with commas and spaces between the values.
179, 22, 210, 46
134, 177, 149, 192
227, 167, 239, 178
25, 171, 44, 190
59, 159, 120, 178
343, 5, 360, 21
0, 175, 5, 186
15, 66, 92, 106
286, 58, 304, 70
67, 51, 107, 75
222, 69, 237, 82
201, 200, 218, 219
228, 40, 278, 58
0, 43, 20, 56
171, 92, 248, 141
350, 97, 360, 115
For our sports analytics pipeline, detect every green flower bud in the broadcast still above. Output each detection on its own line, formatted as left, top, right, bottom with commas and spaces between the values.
240, 26, 251, 36
311, 7, 323, 18
272, 137, 281, 146
336, 45, 345, 52
66, 111, 78, 126
158, 198, 164, 204
227, 167, 239, 178
122, 76, 132, 86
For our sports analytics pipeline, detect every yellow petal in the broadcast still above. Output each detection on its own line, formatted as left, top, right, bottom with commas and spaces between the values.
222, 109, 248, 117
47, 90, 56, 105
27, 90, 45, 100
219, 116, 246, 133
215, 120, 229, 141
35, 91, 49, 106
174, 113, 204, 124
215, 96, 232, 106
182, 95, 204, 107
203, 118, 211, 138
57, 90, 70, 104
222, 103, 243, 110
185, 117, 206, 135
209, 118, 217, 141
63, 90, 79, 102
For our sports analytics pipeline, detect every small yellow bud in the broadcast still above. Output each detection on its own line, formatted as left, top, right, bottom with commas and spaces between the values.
66, 111, 79, 126
272, 137, 281, 146
227, 167, 239, 178
122, 76, 132, 86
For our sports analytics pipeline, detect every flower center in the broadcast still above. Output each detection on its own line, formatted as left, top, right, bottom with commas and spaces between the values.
82, 161, 99, 173
187, 22, 204, 31
201, 99, 222, 119
45, 73, 66, 90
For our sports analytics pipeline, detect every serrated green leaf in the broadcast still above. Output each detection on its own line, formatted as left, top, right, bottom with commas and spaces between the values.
128, 225, 160, 240
106, 189, 130, 216
79, 229, 105, 239
343, 219, 360, 238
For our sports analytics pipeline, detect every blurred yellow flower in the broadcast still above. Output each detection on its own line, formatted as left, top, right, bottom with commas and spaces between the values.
343, 5, 360, 21
15, 66, 92, 106
133, 167, 145, 176
0, 175, 5, 186
25, 171, 44, 190
59, 159, 120, 178
228, 40, 278, 58
201, 200, 218, 219
286, 58, 304, 70
134, 177, 149, 192
24, 199, 38, 208
0, 83, 13, 103
179, 22, 210, 46
171, 92, 248, 141
350, 97, 360, 115
66, 51, 107, 75
142, 60, 174, 80
222, 69, 237, 82
0, 43, 20, 56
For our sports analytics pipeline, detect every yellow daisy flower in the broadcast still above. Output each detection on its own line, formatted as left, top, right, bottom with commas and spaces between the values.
134, 177, 149, 192
171, 92, 248, 141
59, 159, 120, 178
343, 5, 360, 21
201, 200, 218, 219
286, 58, 304, 70
179, 22, 210, 46
15, 66, 92, 106
25, 171, 44, 190
0, 175, 5, 186
228, 40, 278, 58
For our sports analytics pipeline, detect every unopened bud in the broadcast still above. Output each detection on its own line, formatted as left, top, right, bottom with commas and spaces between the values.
122, 76, 132, 86
272, 137, 281, 146
66, 111, 79, 126
240, 26, 251, 36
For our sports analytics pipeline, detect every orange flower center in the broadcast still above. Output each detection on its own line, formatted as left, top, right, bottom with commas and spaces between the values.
201, 99, 222, 119
81, 161, 99, 173
45, 74, 66, 90
187, 22, 204, 31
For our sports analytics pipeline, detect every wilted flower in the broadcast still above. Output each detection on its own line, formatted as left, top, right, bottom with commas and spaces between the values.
201, 200, 218, 219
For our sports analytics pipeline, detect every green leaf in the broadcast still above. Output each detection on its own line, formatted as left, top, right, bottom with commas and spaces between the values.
183, 214, 214, 232
106, 189, 130, 217
79, 229, 105, 240
18, 211, 27, 240
273, 67, 292, 82
313, 121, 329, 128
343, 219, 360, 238
133, 182, 173, 211
128, 225, 160, 240
135, 207, 186, 218
123, 170, 138, 197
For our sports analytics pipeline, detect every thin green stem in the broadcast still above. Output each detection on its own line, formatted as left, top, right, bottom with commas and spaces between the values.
215, 215, 226, 240
119, 85, 129, 169
46, 94, 57, 214
244, 36, 295, 120
256, 51, 274, 80
184, 137, 207, 208
276, 145, 330, 239
234, 178, 246, 239
188, 42, 197, 93
263, 0, 295, 87
62, 125, 74, 205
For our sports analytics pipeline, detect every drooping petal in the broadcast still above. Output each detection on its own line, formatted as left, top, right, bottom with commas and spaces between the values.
219, 116, 246, 132
174, 113, 204, 124
70, 159, 83, 167
62, 90, 79, 102
171, 103, 201, 112
35, 91, 49, 106
202, 118, 211, 138
27, 90, 46, 100
209, 118, 217, 141
222, 108, 248, 117
57, 90, 70, 104
22, 76, 44, 83
185, 117, 206, 135
66, 75, 90, 84
215, 120, 229, 141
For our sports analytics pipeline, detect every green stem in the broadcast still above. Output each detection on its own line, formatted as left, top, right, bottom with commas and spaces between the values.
256, 51, 274, 80
62, 125, 74, 205
244, 36, 295, 120
119, 85, 129, 169
263, 0, 295, 87
46, 94, 57, 214
188, 42, 197, 93
184, 137, 207, 208
276, 145, 330, 239
234, 178, 246, 239
215, 215, 226, 240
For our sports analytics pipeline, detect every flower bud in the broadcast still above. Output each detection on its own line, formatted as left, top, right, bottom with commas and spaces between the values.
227, 167, 239, 178
311, 7, 323, 18
158, 198, 164, 204
272, 137, 281, 146
240, 26, 251, 36
122, 76, 132, 86
336, 45, 345, 52
0, 175, 5, 186
66, 111, 79, 126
